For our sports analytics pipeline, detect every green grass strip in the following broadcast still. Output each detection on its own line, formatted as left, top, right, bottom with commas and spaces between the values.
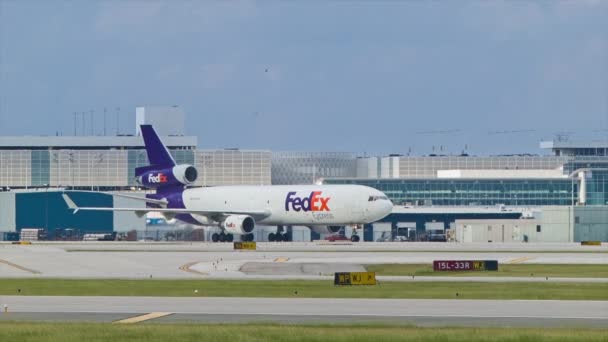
366, 263, 608, 278
0, 322, 606, 342
0, 278, 607, 300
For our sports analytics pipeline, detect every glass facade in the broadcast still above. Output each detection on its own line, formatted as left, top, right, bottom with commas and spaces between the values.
397, 156, 569, 179
272, 152, 357, 185
195, 150, 271, 186
31, 151, 50, 186
587, 170, 608, 205
52, 150, 128, 187
324, 178, 579, 206
0, 151, 31, 187
1, 148, 270, 189
562, 157, 608, 175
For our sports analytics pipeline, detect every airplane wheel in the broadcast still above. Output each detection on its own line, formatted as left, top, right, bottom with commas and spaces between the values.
245, 234, 254, 242
211, 233, 219, 242
268, 233, 275, 242
351, 235, 360, 242
219, 233, 226, 242
227, 234, 234, 242
282, 234, 289, 242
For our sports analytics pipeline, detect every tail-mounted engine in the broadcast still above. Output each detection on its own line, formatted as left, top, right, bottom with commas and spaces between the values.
136, 164, 198, 189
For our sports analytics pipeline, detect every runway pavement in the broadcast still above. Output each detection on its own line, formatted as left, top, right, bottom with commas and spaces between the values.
0, 242, 605, 280
0, 296, 606, 328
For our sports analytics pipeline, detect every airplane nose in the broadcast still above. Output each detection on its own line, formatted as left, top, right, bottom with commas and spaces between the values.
385, 200, 393, 214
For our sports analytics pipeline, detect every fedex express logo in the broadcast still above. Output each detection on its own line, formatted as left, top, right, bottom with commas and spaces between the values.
148, 173, 168, 183
285, 191, 330, 212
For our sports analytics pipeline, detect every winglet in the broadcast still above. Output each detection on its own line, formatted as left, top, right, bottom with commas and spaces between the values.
62, 194, 80, 214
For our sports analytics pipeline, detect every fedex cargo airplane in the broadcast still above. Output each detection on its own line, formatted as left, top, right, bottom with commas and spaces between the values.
63, 125, 393, 242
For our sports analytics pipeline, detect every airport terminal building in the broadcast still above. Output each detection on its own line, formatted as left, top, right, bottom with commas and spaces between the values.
323, 142, 608, 242
0, 106, 606, 242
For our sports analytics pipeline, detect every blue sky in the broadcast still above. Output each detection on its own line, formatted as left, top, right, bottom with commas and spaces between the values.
0, 1, 606, 155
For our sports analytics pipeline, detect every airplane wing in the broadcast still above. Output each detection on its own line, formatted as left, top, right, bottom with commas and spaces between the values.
67, 190, 168, 206
62, 194, 271, 221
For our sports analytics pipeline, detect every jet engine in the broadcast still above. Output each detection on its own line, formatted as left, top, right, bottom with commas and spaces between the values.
222, 215, 256, 235
310, 226, 342, 235
136, 164, 198, 188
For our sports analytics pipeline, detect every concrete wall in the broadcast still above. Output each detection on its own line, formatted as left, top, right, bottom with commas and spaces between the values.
539, 206, 574, 242
574, 206, 608, 242
0, 192, 16, 232
454, 205, 608, 242
455, 219, 543, 243
356, 158, 378, 179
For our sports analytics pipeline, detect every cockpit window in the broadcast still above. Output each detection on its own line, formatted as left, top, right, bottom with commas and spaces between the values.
368, 195, 389, 201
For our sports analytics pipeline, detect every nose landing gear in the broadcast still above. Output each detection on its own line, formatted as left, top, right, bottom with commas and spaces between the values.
350, 225, 362, 242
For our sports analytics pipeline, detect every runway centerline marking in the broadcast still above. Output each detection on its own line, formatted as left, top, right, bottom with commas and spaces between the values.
0, 258, 41, 274
114, 312, 173, 324
178, 261, 208, 276
274, 257, 290, 262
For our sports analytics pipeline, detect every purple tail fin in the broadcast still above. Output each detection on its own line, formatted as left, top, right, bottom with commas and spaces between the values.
139, 125, 176, 167
136, 125, 189, 195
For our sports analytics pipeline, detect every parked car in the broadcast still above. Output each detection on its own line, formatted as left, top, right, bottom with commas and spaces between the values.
325, 234, 350, 242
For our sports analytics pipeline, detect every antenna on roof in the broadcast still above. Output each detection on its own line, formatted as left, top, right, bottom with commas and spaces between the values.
554, 131, 573, 142
73, 112, 78, 136
90, 110, 94, 136
115, 107, 120, 135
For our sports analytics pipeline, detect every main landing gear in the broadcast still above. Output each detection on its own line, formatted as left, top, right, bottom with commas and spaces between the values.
268, 225, 290, 242
211, 232, 234, 242
268, 232, 289, 242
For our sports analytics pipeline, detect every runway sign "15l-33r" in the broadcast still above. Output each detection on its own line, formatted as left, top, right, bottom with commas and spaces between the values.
433, 260, 498, 271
